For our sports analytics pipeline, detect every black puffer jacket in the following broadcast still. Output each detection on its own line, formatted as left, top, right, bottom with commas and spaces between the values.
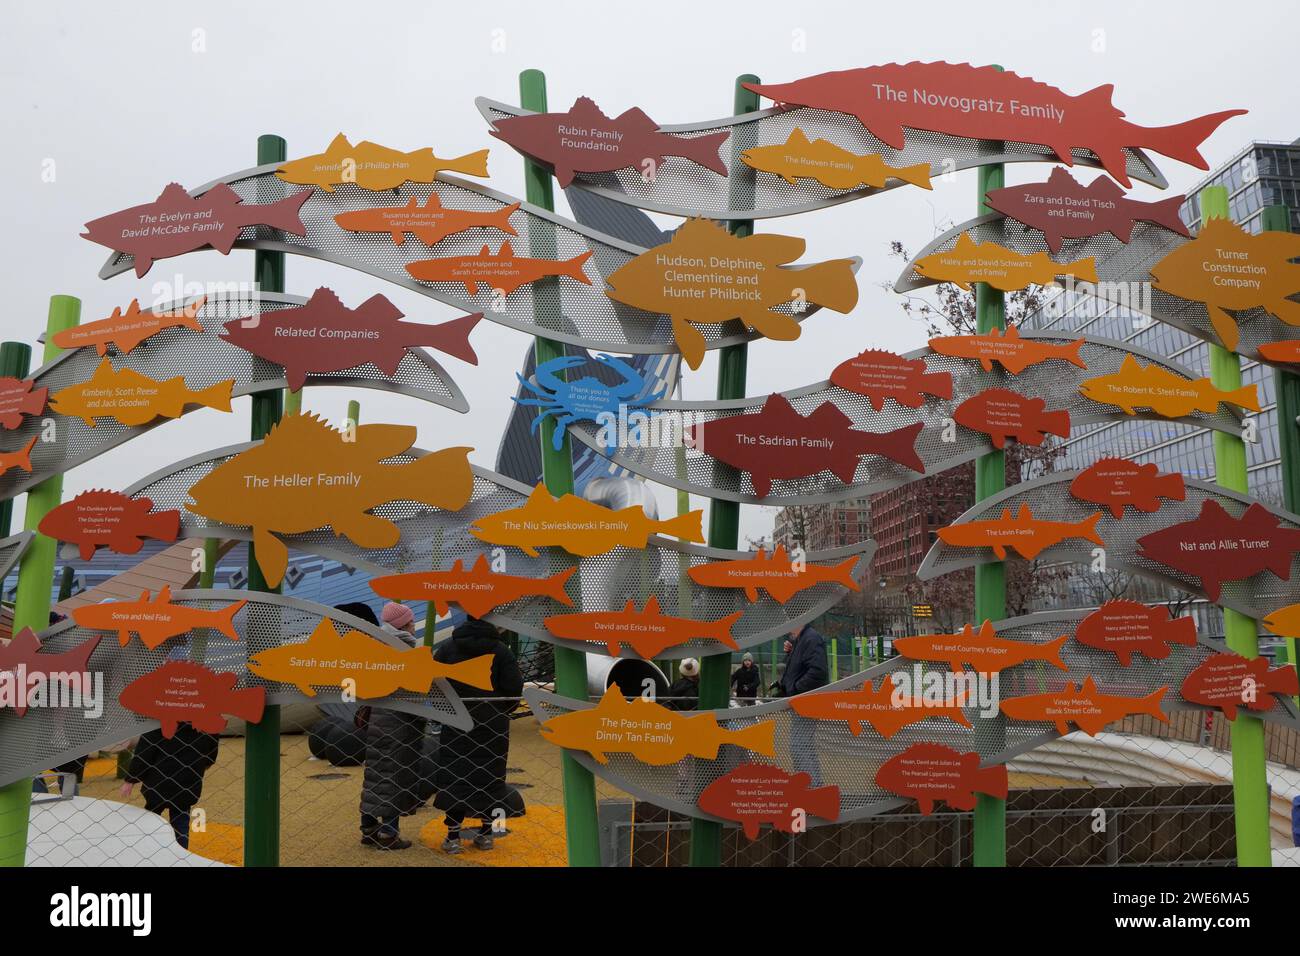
125, 726, 218, 811
359, 625, 429, 820
432, 618, 525, 819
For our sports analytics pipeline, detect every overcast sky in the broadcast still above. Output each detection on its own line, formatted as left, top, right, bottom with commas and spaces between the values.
2, 0, 1293, 549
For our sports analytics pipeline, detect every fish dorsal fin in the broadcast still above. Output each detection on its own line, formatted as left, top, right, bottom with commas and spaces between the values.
1002, 324, 1021, 340
326, 133, 352, 154
1079, 676, 1099, 695
769, 544, 789, 563
470, 553, 490, 573
137, 589, 151, 602
307, 287, 343, 310
760, 392, 798, 416
614, 106, 658, 131
642, 595, 662, 615
124, 299, 142, 319
998, 507, 1012, 521
597, 685, 623, 707
421, 193, 443, 210
953, 232, 977, 251
6, 628, 41, 657
156, 182, 191, 203
350, 422, 418, 460
621, 599, 637, 614
740, 232, 806, 265
1199, 499, 1230, 522
1087, 175, 1124, 197
569, 97, 611, 122
1119, 354, 1143, 374
1045, 167, 1078, 190
1076, 83, 1122, 117
156, 586, 172, 603
787, 127, 812, 146
976, 620, 996, 641
1015, 503, 1032, 521
91, 357, 116, 382
497, 240, 514, 258
405, 196, 421, 209
267, 411, 337, 444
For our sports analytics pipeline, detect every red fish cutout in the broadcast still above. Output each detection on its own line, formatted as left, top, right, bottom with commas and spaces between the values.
1135, 500, 1300, 602
0, 629, 101, 717
39, 491, 180, 560
698, 763, 841, 840
954, 387, 1070, 449
875, 742, 1008, 815
689, 393, 923, 498
0, 378, 48, 430
1069, 457, 1186, 520
1075, 601, 1198, 666
119, 660, 265, 738
1181, 652, 1300, 720
829, 349, 952, 411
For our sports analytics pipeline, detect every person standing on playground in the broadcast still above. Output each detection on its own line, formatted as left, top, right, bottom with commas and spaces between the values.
666, 658, 701, 711
730, 653, 761, 705
779, 623, 829, 786
121, 725, 219, 849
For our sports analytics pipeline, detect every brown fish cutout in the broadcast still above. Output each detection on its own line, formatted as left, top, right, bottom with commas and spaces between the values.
1149, 217, 1300, 352
1069, 457, 1186, 520
334, 195, 519, 246
0, 377, 47, 430
604, 217, 859, 370
875, 741, 1007, 815
39, 490, 180, 560
1079, 354, 1259, 417
119, 660, 265, 738
0, 628, 101, 717
1181, 652, 1300, 720
489, 96, 729, 188
698, 763, 841, 840
829, 349, 952, 411
1075, 600, 1197, 666
51, 297, 206, 356
405, 241, 592, 295
928, 324, 1086, 375
953, 387, 1070, 449
49, 358, 232, 427
913, 233, 1098, 292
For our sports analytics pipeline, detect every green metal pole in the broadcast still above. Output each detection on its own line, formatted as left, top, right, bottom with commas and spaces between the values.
972, 70, 1007, 866
0, 296, 79, 867
519, 69, 601, 867
244, 133, 286, 868
1200, 186, 1271, 866
689, 74, 760, 868
0, 343, 31, 538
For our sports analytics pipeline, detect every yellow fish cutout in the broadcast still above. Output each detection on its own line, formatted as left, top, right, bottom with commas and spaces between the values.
741, 128, 932, 191
247, 617, 493, 698
1080, 354, 1260, 417
49, 358, 232, 427
185, 413, 473, 588
604, 217, 859, 370
275, 133, 489, 192
913, 232, 1099, 292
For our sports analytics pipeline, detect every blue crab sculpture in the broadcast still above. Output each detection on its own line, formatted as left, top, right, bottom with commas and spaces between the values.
515, 353, 666, 451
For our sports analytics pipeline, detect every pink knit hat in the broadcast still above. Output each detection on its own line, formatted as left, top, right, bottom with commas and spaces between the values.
381, 602, 415, 630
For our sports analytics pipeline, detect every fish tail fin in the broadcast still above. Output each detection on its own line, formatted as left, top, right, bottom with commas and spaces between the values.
892, 161, 933, 190
440, 148, 490, 179
491, 202, 520, 236
1067, 257, 1099, 285
724, 720, 775, 757
1042, 408, 1072, 438
261, 190, 311, 236
561, 250, 594, 285
675, 130, 730, 177
9, 436, 37, 472
804, 784, 841, 822
1204, 304, 1241, 352
827, 556, 861, 591
544, 565, 578, 606
1077, 511, 1105, 547
145, 509, 180, 542
393, 446, 475, 512
1168, 614, 1198, 646
1146, 194, 1192, 237
212, 600, 245, 640
1270, 664, 1300, 697
442, 653, 495, 691
1143, 687, 1171, 723
792, 259, 859, 314
1268, 297, 1300, 330
1042, 634, 1070, 671
195, 380, 233, 413
1138, 110, 1248, 170
921, 370, 954, 401
1156, 472, 1187, 502
974, 763, 1009, 800
65, 635, 100, 674
1062, 338, 1088, 369
228, 685, 267, 724
1226, 384, 1261, 413
416, 312, 481, 365
709, 611, 743, 649
657, 510, 704, 543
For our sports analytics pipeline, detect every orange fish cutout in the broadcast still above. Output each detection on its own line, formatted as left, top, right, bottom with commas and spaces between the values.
543, 596, 741, 658
369, 554, 576, 618
469, 485, 703, 558
1080, 354, 1260, 417
51, 297, 206, 356
1149, 217, 1300, 352
938, 503, 1103, 560
538, 686, 775, 765
1258, 340, 1300, 365
406, 241, 592, 295
49, 358, 232, 427
686, 545, 859, 603
740, 127, 932, 191
999, 676, 1169, 735
913, 233, 1098, 292
0, 436, 37, 477
335, 196, 520, 247
927, 324, 1087, 374
894, 620, 1068, 673
247, 617, 494, 698
789, 673, 971, 737
72, 586, 245, 650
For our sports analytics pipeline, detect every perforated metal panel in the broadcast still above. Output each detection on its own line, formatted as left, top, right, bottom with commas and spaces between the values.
478, 99, 1167, 219
566, 331, 1243, 505
0, 292, 467, 503
0, 590, 474, 789
919, 472, 1300, 620
894, 212, 1300, 375
96, 167, 853, 355
121, 455, 871, 659
0, 532, 33, 581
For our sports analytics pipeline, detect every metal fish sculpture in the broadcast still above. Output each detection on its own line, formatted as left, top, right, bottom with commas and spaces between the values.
1263, 602, 1300, 640
1079, 354, 1260, 417
745, 63, 1246, 188
1135, 500, 1300, 602
275, 132, 489, 191
604, 217, 859, 370
49, 358, 233, 427
690, 393, 923, 498
999, 677, 1168, 735
488, 96, 729, 188
687, 545, 859, 603
1074, 600, 1197, 666
913, 232, 1098, 292
954, 387, 1071, 449
1069, 457, 1186, 520
334, 195, 519, 246
895, 620, 1068, 673
740, 127, 931, 191
369, 554, 577, 618
984, 168, 1188, 253
790, 673, 971, 737
406, 241, 592, 295
247, 617, 494, 698
0, 437, 36, 478
698, 763, 841, 840
0, 377, 47, 430
118, 660, 265, 738
537, 686, 775, 765
469, 485, 704, 558
828, 349, 952, 411
0, 629, 101, 717
875, 741, 1008, 815
51, 297, 206, 356
184, 413, 474, 588
81, 182, 309, 277
928, 323, 1086, 375
39, 491, 179, 560
1149, 217, 1300, 352
1258, 340, 1300, 365
1181, 652, 1300, 720
72, 587, 245, 650
938, 503, 1104, 560
543, 596, 742, 658
219, 287, 480, 391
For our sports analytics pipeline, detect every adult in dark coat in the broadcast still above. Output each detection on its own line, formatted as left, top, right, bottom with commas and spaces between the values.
122, 725, 219, 849
665, 657, 700, 711
730, 653, 761, 705
780, 624, 828, 786
432, 616, 525, 853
